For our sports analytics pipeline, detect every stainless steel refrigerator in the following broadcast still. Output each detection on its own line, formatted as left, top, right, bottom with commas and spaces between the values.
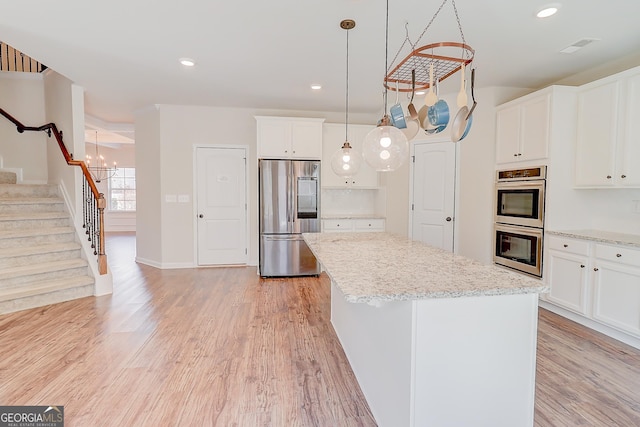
259, 159, 321, 277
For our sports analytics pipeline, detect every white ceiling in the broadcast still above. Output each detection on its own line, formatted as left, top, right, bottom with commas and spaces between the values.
2, 0, 640, 126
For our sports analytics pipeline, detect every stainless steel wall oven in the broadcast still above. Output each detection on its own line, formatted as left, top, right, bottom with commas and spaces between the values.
493, 166, 546, 277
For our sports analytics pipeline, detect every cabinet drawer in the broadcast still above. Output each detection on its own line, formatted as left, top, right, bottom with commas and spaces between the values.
354, 218, 385, 231
595, 244, 640, 266
546, 236, 590, 256
322, 219, 353, 232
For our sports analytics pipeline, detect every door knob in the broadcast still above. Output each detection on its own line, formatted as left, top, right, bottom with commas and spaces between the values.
199, 214, 204, 218
446, 217, 452, 222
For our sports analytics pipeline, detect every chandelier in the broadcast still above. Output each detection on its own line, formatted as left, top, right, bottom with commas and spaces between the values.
85, 131, 117, 183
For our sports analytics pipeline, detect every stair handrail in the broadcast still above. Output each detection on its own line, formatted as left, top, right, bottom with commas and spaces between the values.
0, 107, 108, 274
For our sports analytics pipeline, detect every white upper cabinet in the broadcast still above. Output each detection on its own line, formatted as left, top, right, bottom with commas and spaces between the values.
496, 91, 551, 165
575, 68, 640, 188
322, 123, 378, 188
256, 116, 324, 159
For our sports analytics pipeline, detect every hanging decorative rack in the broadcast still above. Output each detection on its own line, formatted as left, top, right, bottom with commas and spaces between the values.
384, 0, 474, 92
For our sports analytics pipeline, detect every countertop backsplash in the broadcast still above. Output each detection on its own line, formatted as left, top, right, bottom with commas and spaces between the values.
321, 188, 386, 218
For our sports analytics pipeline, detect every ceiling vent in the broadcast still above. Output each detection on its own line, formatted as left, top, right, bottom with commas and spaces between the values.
560, 38, 600, 54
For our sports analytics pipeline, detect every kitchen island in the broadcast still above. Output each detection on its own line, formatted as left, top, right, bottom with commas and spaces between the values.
303, 232, 548, 427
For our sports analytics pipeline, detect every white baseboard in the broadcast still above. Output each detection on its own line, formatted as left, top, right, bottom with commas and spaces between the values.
135, 257, 195, 270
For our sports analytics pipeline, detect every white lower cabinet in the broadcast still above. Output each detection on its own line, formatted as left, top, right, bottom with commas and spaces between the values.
322, 218, 385, 233
592, 245, 640, 337
546, 250, 590, 315
544, 235, 640, 340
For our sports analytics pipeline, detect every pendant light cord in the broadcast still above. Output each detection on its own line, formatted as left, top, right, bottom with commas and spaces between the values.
345, 25, 349, 142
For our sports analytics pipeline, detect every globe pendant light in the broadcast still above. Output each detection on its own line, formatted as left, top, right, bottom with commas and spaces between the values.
363, 0, 409, 172
331, 19, 361, 179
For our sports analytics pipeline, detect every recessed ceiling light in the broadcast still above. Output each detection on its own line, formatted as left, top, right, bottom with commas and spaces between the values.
179, 58, 195, 67
536, 4, 561, 18
311, 84, 322, 90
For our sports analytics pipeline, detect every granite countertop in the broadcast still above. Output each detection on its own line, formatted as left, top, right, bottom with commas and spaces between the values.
303, 232, 548, 304
546, 229, 640, 248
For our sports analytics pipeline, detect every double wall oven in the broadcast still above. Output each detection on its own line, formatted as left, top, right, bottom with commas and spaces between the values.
493, 166, 546, 277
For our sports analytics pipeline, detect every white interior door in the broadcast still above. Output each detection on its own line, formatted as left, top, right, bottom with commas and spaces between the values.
196, 147, 247, 265
410, 141, 456, 251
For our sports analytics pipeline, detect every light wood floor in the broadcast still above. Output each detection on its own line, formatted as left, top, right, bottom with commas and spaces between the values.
0, 233, 638, 426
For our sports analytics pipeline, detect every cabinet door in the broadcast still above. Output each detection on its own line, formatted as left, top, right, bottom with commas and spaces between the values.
575, 81, 619, 187
321, 123, 351, 187
520, 95, 550, 161
354, 218, 385, 232
495, 106, 521, 164
291, 121, 322, 159
620, 73, 640, 187
592, 261, 640, 337
257, 120, 291, 158
349, 124, 378, 188
546, 250, 590, 315
322, 219, 353, 232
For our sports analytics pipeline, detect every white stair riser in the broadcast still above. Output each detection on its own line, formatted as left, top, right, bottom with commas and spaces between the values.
0, 217, 70, 231
0, 232, 76, 248
0, 248, 81, 269
0, 284, 94, 315
0, 202, 65, 213
0, 184, 59, 198
0, 265, 89, 289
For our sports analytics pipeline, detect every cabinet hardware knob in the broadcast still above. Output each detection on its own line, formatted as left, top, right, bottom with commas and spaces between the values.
517, 153, 522, 156
616, 253, 622, 257
621, 174, 627, 178
198, 214, 204, 218
563, 244, 568, 248
513, 154, 518, 157
446, 217, 452, 222
594, 267, 599, 271
368, 223, 372, 226
606, 175, 612, 179
580, 265, 585, 268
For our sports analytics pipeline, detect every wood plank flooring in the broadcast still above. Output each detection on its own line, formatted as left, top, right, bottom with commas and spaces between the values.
0, 232, 638, 426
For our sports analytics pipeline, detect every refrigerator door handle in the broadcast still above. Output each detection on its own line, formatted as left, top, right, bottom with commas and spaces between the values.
289, 163, 295, 228
263, 234, 303, 241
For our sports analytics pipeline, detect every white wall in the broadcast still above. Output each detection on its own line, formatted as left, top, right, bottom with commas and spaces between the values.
134, 105, 162, 266
0, 72, 48, 183
455, 87, 527, 264
43, 70, 85, 216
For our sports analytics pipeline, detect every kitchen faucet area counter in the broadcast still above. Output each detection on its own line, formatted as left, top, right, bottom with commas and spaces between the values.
303, 232, 548, 427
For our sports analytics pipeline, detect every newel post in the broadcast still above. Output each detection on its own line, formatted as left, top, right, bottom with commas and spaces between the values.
97, 193, 108, 274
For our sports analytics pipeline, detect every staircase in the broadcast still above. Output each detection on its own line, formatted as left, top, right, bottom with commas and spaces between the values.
0, 183, 95, 314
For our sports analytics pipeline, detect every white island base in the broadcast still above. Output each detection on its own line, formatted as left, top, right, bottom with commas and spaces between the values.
331, 282, 539, 427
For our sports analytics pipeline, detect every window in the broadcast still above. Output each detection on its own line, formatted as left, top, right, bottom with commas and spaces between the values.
109, 167, 136, 211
